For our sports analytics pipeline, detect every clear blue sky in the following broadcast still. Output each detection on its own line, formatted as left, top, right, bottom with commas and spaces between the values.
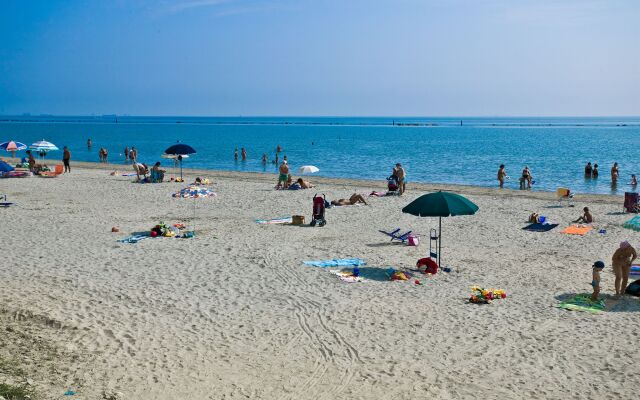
0, 0, 638, 116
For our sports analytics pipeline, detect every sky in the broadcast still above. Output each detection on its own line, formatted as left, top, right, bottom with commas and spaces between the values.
0, 0, 638, 116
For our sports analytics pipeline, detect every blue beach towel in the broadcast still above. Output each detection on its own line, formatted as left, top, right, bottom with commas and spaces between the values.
303, 258, 366, 268
623, 216, 640, 231
255, 216, 292, 225
523, 223, 559, 232
117, 234, 149, 244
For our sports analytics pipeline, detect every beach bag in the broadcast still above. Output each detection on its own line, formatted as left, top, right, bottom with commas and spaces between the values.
408, 235, 419, 246
292, 215, 305, 225
625, 279, 640, 297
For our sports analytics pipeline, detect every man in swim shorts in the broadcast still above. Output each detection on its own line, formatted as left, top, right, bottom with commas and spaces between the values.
612, 241, 637, 296
497, 164, 506, 188
62, 146, 71, 173
277, 160, 289, 189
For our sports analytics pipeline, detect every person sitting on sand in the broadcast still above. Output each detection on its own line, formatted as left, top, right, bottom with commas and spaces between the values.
574, 207, 593, 223
276, 160, 289, 189
331, 194, 368, 206
297, 178, 315, 189
133, 162, 149, 182
528, 213, 540, 223
151, 162, 165, 182
26, 150, 36, 171
591, 260, 605, 301
612, 241, 637, 296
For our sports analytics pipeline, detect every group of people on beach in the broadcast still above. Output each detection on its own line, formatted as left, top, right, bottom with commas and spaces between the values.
275, 159, 314, 190
235, 144, 288, 166
497, 165, 533, 189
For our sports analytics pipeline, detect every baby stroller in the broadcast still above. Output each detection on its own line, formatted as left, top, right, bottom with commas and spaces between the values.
310, 194, 327, 227
387, 175, 400, 195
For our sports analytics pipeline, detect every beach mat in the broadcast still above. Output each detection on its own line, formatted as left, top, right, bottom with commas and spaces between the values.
557, 294, 605, 313
117, 234, 149, 244
561, 225, 593, 236
623, 216, 640, 231
303, 258, 366, 268
630, 265, 640, 276
256, 217, 292, 225
523, 223, 559, 232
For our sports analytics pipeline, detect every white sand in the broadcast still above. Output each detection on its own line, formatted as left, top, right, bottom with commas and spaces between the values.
1, 161, 639, 399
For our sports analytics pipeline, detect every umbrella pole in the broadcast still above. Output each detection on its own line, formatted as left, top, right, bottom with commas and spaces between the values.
438, 216, 442, 269
180, 160, 183, 181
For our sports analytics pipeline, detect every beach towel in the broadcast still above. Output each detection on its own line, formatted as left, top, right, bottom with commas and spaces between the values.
117, 234, 149, 244
557, 294, 605, 313
255, 217, 292, 225
329, 269, 365, 283
561, 225, 593, 236
121, 173, 137, 177
623, 216, 640, 231
303, 258, 366, 268
630, 265, 640, 276
523, 223, 559, 232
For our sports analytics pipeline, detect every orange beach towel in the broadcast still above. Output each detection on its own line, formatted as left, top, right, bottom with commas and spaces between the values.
561, 225, 593, 236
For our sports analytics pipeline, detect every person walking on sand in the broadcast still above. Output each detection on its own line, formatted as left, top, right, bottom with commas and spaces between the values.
497, 164, 507, 188
241, 147, 247, 161
62, 146, 71, 173
124, 146, 129, 161
584, 162, 592, 177
276, 160, 289, 189
611, 162, 619, 184
612, 241, 637, 296
394, 163, 406, 195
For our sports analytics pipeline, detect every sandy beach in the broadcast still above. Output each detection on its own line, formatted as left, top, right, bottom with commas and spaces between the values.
1, 160, 639, 399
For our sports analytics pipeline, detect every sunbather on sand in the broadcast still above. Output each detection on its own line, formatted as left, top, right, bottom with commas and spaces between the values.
612, 241, 637, 296
297, 178, 315, 189
574, 207, 593, 223
331, 194, 368, 206
133, 162, 148, 181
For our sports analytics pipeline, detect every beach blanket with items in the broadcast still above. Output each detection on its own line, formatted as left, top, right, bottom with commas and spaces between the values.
117, 222, 194, 244
467, 286, 507, 304
172, 186, 216, 198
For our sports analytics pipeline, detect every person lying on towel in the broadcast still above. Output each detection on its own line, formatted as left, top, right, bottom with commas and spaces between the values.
331, 193, 368, 206
574, 207, 594, 223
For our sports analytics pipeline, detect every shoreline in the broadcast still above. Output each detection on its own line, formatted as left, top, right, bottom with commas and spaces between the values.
1, 156, 624, 204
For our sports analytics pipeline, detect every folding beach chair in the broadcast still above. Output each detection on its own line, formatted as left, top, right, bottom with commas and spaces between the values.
556, 187, 574, 206
379, 228, 412, 242
624, 192, 639, 213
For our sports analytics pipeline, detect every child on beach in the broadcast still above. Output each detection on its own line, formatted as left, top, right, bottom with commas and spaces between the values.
574, 207, 593, 223
591, 260, 605, 301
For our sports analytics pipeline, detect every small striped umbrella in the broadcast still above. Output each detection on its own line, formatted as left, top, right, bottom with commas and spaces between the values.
0, 140, 27, 158
29, 140, 59, 160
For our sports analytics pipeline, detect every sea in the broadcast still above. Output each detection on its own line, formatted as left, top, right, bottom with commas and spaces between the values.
1, 115, 639, 195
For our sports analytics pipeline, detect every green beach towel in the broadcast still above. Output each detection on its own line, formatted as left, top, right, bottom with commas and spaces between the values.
623, 215, 640, 231
557, 294, 605, 313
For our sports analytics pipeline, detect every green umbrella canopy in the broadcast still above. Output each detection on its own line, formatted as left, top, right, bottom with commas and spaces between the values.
402, 191, 479, 217
402, 191, 478, 269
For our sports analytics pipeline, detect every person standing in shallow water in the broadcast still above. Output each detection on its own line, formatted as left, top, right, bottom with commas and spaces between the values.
592, 164, 599, 178
584, 162, 592, 177
234, 148, 238, 161
611, 162, 619, 184
241, 148, 247, 161
87, 138, 92, 149
497, 164, 507, 188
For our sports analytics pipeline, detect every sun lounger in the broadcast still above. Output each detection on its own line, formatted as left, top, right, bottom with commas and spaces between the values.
379, 228, 412, 242
624, 192, 639, 213
556, 187, 573, 206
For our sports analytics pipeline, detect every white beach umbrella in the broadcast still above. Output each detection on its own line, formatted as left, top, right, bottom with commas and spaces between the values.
29, 139, 59, 160
298, 165, 319, 175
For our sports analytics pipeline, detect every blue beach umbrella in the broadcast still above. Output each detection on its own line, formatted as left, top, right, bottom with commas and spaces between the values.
0, 141, 27, 158
163, 143, 196, 180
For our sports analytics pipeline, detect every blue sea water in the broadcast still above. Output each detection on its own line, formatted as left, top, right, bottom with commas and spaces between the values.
1, 115, 639, 195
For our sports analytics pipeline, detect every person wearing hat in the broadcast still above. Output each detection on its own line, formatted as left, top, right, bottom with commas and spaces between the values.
591, 261, 605, 301
612, 241, 637, 296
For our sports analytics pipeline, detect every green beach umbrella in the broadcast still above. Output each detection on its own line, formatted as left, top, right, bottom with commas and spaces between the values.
402, 191, 479, 269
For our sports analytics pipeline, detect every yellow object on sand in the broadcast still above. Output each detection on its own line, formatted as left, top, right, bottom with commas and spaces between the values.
561, 225, 593, 236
